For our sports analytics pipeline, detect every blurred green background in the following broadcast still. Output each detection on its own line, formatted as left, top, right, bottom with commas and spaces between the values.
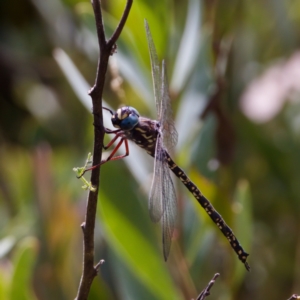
1, 0, 300, 299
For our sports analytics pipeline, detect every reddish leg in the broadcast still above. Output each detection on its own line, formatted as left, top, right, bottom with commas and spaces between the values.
103, 131, 124, 150
79, 132, 129, 177
100, 138, 129, 165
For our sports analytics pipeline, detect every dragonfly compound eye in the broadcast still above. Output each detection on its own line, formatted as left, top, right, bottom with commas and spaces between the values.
112, 106, 140, 130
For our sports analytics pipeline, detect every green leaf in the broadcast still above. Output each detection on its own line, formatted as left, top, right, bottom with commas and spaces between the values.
171, 0, 202, 93
98, 163, 183, 300
9, 237, 38, 300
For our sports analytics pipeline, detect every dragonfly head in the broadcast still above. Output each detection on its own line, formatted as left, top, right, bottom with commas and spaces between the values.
110, 106, 140, 130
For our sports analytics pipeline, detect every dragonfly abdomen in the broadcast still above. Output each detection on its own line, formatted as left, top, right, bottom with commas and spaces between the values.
164, 151, 250, 271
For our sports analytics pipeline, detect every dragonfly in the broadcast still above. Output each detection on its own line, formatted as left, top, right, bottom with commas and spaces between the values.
81, 20, 250, 271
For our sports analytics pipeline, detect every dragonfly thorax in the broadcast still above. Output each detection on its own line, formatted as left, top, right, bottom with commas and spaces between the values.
111, 106, 140, 130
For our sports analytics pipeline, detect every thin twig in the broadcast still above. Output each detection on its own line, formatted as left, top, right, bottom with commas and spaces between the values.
75, 1, 132, 299
195, 273, 220, 300
92, 0, 106, 50
95, 259, 105, 271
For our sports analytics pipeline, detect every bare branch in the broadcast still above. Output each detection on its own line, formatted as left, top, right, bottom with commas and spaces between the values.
195, 273, 220, 300
91, 0, 106, 50
74, 1, 132, 299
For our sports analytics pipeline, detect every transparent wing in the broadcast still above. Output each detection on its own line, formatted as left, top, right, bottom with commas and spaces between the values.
148, 137, 164, 222
146, 21, 177, 260
160, 60, 178, 151
161, 156, 177, 261
149, 137, 177, 258
145, 20, 161, 119
145, 21, 178, 151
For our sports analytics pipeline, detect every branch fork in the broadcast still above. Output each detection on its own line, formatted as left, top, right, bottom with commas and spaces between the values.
75, 1, 133, 299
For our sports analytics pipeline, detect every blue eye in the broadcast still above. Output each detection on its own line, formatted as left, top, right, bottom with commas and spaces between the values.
119, 106, 139, 130
111, 106, 140, 130
119, 111, 139, 130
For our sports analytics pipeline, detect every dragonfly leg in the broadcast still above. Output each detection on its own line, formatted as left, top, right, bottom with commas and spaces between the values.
101, 138, 129, 163
104, 127, 122, 134
78, 136, 129, 177
103, 131, 123, 150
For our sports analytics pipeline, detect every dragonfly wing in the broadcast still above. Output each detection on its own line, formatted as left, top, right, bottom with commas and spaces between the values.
162, 153, 177, 261
145, 22, 177, 150
160, 60, 178, 151
145, 20, 161, 119
145, 21, 178, 260
149, 137, 164, 222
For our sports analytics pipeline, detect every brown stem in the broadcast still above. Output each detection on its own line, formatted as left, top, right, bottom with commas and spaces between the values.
75, 0, 132, 299
196, 273, 220, 300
